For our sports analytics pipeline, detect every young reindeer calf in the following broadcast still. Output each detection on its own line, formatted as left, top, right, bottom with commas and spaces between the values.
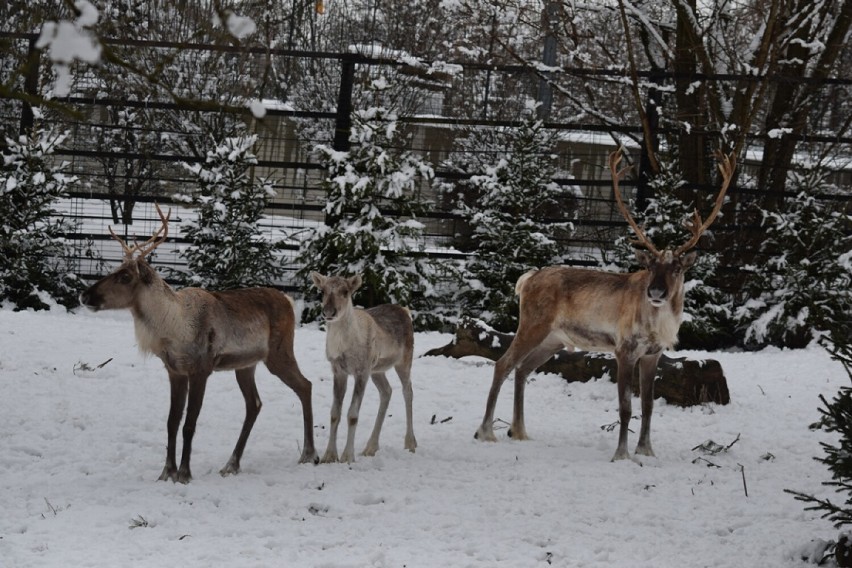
311, 272, 416, 464
80, 205, 317, 483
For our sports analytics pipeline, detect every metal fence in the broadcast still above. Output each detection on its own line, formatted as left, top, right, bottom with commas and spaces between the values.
2, 33, 851, 290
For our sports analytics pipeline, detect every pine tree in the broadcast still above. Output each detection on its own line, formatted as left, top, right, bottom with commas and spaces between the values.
786, 327, 852, 533
175, 135, 284, 290
608, 160, 733, 349
450, 102, 574, 331
0, 129, 86, 310
735, 190, 852, 349
296, 104, 447, 328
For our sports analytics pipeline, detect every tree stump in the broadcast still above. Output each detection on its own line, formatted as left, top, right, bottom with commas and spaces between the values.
424, 317, 730, 407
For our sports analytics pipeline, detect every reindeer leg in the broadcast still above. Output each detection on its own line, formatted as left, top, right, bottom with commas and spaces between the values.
322, 368, 347, 463
635, 353, 661, 457
395, 358, 416, 452
176, 372, 210, 484
362, 372, 391, 457
159, 372, 188, 482
474, 356, 512, 442
341, 373, 369, 464
268, 356, 317, 465
476, 324, 549, 442
612, 352, 636, 462
220, 366, 261, 477
509, 339, 564, 441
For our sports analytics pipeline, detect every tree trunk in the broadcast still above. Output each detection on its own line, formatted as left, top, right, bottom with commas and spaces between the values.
672, 0, 710, 191
424, 318, 730, 407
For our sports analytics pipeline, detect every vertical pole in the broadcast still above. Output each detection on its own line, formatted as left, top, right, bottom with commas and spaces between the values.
333, 56, 355, 153
20, 36, 41, 136
536, 1, 559, 120
326, 55, 355, 228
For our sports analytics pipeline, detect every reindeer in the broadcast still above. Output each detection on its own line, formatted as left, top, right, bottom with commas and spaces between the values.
80, 205, 317, 483
310, 272, 416, 463
474, 148, 735, 461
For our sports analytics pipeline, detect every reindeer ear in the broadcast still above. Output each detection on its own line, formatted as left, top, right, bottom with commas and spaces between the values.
310, 272, 326, 289
136, 259, 156, 285
634, 249, 655, 268
348, 274, 363, 291
680, 251, 698, 270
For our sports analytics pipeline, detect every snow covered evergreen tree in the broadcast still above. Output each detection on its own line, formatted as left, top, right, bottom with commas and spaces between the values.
0, 129, 86, 310
450, 102, 574, 332
296, 101, 447, 328
608, 160, 733, 349
175, 135, 283, 290
786, 327, 852, 539
735, 189, 852, 349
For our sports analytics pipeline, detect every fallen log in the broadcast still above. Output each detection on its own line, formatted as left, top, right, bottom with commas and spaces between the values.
424, 317, 730, 407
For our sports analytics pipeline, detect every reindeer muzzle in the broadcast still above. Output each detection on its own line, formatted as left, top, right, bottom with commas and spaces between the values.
79, 290, 101, 311
647, 287, 667, 307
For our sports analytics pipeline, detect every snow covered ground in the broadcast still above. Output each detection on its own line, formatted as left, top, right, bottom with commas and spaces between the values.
0, 304, 846, 567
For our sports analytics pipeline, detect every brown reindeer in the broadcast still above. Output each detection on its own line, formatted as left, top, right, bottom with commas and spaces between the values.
80, 205, 317, 483
310, 272, 416, 464
474, 148, 735, 461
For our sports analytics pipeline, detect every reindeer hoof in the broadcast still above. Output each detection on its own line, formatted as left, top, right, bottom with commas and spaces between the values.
634, 445, 656, 458
610, 448, 631, 462
177, 467, 192, 484
220, 463, 240, 477
219, 456, 240, 477
474, 426, 497, 442
300, 451, 319, 465
508, 428, 529, 441
158, 465, 178, 482
320, 451, 339, 464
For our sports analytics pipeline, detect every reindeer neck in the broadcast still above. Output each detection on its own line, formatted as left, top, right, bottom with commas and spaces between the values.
130, 278, 187, 355
643, 291, 684, 351
325, 303, 370, 357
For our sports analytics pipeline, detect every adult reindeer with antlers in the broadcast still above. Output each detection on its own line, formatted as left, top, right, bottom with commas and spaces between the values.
474, 147, 735, 461
80, 205, 317, 483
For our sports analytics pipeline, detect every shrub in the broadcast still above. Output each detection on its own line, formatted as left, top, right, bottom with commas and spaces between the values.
0, 129, 87, 310
736, 191, 851, 349
175, 135, 284, 290
450, 101, 575, 331
296, 102, 451, 329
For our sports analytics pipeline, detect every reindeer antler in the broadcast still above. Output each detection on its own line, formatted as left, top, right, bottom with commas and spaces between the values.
609, 147, 660, 256
108, 204, 171, 260
673, 150, 735, 256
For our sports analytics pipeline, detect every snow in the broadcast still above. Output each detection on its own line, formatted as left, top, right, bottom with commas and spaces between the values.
248, 100, 267, 119
220, 12, 256, 40
34, 1, 102, 97
0, 306, 846, 567
769, 128, 794, 139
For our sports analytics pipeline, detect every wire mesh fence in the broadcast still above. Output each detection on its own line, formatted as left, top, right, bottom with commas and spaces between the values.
2, 32, 850, 291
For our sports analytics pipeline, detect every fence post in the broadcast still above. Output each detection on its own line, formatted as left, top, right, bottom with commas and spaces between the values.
333, 56, 355, 152
325, 55, 355, 228
19, 36, 41, 136
536, 1, 559, 120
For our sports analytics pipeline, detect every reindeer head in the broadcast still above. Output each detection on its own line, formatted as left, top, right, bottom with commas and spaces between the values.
310, 272, 362, 322
609, 148, 735, 308
80, 204, 171, 311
